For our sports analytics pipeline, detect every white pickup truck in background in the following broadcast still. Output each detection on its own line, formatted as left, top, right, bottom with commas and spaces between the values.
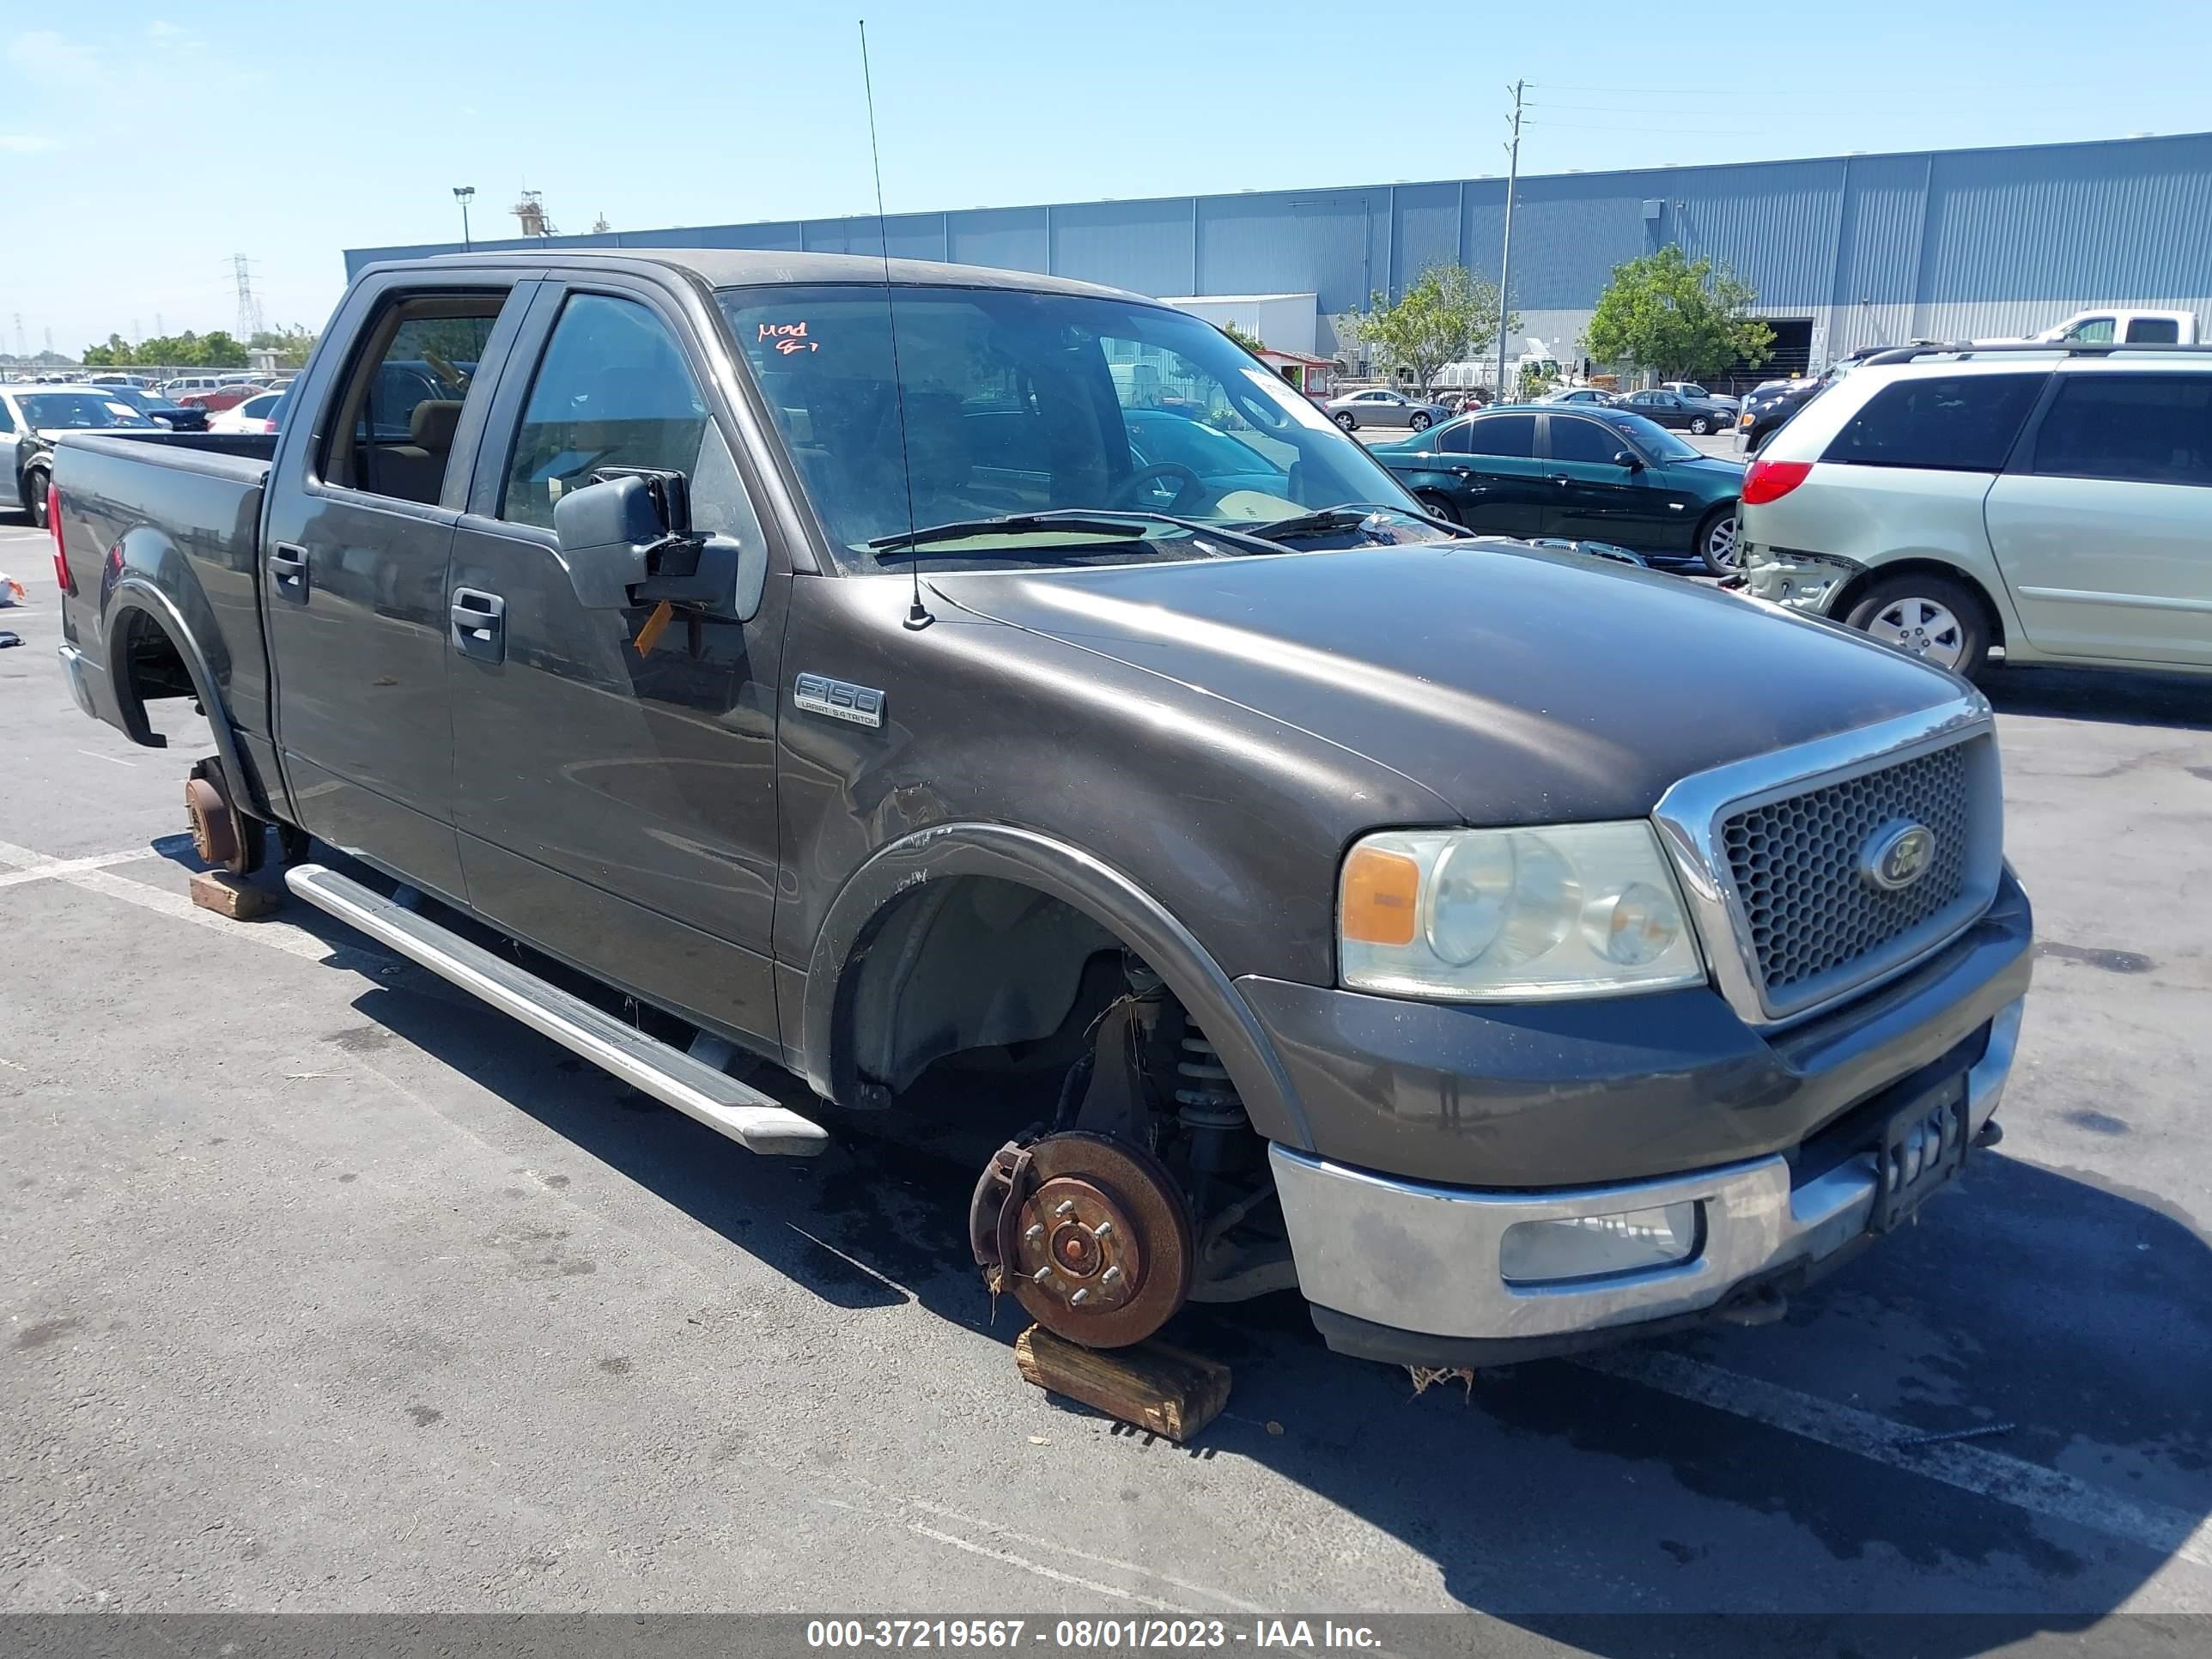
1977, 308, 2201, 345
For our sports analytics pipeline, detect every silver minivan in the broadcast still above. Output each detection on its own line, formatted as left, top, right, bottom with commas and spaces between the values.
1739, 343, 2212, 679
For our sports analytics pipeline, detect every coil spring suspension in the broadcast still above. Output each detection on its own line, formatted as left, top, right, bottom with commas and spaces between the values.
1175, 1028, 1243, 1175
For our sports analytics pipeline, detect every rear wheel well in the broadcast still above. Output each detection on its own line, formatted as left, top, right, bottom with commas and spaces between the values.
1828, 558, 2005, 651
113, 605, 199, 725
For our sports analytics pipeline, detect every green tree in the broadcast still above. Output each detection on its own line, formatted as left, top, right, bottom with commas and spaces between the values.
1346, 264, 1513, 394
1217, 319, 1267, 356
250, 324, 319, 370
82, 334, 131, 366
1584, 245, 1775, 381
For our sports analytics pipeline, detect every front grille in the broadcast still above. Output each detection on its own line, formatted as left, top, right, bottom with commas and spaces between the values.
1720, 742, 1973, 1005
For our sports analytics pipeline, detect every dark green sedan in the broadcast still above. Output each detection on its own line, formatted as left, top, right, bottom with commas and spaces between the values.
1367, 404, 1747, 573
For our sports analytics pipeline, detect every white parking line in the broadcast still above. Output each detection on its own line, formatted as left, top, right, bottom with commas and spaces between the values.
0, 848, 161, 889
0, 836, 339, 961
1583, 1347, 2212, 1571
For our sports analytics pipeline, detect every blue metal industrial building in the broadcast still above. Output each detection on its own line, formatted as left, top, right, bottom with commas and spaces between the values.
347, 131, 2212, 377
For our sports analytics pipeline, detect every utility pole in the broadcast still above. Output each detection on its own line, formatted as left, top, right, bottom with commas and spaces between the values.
1494, 78, 1525, 398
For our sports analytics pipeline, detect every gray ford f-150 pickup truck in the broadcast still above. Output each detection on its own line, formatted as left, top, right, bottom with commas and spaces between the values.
51, 249, 2032, 1368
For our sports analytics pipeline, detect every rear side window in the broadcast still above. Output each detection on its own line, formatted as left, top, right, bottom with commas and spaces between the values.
1458, 414, 1536, 458
2031, 375, 2212, 487
2124, 318, 2181, 344
322, 297, 502, 504
1821, 374, 2044, 472
0, 400, 14, 434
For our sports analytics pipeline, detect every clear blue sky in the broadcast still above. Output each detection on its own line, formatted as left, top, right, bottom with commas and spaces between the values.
3, 0, 2208, 356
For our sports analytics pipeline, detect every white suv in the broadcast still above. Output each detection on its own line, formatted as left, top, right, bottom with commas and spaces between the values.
1738, 344, 2212, 680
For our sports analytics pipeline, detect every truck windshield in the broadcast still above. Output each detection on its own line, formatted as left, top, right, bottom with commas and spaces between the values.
717, 283, 1431, 569
22, 393, 155, 430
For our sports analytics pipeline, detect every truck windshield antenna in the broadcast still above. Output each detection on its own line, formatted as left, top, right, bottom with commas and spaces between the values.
860, 20, 930, 630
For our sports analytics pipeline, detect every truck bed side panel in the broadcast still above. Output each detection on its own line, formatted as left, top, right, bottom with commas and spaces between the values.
57, 431, 282, 812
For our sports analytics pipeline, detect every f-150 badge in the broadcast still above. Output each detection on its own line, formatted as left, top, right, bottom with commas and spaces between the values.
794, 672, 884, 728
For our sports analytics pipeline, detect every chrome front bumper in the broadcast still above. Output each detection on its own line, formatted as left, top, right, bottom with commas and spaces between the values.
1273, 997, 2022, 1347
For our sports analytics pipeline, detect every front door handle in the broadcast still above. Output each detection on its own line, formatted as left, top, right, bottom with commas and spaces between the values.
450, 587, 506, 662
1548, 474, 1572, 486
269, 543, 308, 600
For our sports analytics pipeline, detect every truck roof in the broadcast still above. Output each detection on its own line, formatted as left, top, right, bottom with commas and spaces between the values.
371, 246, 1154, 306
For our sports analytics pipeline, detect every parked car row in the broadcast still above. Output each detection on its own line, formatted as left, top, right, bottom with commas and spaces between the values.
5, 378, 290, 525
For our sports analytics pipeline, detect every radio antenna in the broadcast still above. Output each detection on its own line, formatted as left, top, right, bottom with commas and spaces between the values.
860, 19, 929, 630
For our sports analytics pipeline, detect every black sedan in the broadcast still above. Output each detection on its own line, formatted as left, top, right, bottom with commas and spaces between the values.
96, 384, 211, 431
1610, 385, 1742, 435
3, 386, 157, 526
1735, 376, 1824, 453
1368, 404, 1747, 573
1613, 386, 1739, 434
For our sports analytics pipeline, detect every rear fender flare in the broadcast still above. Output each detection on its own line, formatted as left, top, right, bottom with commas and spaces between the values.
801, 822, 1310, 1150
102, 574, 253, 806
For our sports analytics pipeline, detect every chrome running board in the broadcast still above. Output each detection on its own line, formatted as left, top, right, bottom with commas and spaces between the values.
286, 863, 827, 1156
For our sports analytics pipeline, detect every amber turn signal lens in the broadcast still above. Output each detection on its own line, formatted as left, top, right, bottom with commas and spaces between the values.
1340, 845, 1421, 946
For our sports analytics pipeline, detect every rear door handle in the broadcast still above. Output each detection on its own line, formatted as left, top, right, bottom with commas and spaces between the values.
450, 587, 506, 662
1548, 474, 1572, 486
268, 543, 308, 600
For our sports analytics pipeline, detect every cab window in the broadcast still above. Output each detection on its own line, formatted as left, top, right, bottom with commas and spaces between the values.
501, 292, 762, 551
321, 295, 502, 505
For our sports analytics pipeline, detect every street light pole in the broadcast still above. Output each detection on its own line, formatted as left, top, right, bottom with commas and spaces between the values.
453, 185, 476, 252
1494, 80, 1524, 399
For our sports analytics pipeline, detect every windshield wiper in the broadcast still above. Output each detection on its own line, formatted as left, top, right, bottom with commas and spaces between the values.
868, 513, 1150, 554
868, 509, 1293, 562
1242, 503, 1469, 543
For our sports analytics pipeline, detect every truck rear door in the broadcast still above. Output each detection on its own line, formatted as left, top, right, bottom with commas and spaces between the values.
444, 270, 790, 1050
261, 271, 539, 900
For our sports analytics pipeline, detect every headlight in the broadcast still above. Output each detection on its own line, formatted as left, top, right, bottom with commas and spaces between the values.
1339, 823, 1705, 1000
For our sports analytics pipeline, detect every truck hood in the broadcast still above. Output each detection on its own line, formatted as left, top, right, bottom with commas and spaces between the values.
928, 540, 1962, 824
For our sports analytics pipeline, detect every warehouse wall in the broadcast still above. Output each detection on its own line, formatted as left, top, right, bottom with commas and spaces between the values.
348, 132, 2212, 373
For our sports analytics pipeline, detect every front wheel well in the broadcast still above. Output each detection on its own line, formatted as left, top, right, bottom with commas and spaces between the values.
834, 873, 1131, 1111
1827, 558, 2005, 651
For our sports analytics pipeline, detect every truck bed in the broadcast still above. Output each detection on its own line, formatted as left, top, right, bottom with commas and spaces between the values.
54, 428, 281, 784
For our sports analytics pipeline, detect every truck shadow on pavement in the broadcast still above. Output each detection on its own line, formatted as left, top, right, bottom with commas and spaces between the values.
1984, 665, 2211, 732
338, 973, 2211, 1639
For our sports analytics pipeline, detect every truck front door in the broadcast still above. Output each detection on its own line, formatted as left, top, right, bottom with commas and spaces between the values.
446, 276, 788, 1049
262, 274, 535, 899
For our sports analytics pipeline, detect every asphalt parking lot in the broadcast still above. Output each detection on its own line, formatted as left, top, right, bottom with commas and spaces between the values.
3, 514, 2209, 1644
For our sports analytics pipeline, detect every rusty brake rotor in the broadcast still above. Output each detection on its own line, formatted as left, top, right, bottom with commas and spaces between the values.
185, 775, 240, 869
975, 1130, 1194, 1349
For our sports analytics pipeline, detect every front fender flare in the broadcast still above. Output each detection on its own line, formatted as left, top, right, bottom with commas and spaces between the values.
801, 822, 1311, 1151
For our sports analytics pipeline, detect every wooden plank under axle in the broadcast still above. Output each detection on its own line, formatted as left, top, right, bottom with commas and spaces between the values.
188, 870, 280, 920
1013, 1325, 1231, 1443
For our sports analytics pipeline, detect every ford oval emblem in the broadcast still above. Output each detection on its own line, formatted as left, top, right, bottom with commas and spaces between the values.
1861, 821, 1936, 892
